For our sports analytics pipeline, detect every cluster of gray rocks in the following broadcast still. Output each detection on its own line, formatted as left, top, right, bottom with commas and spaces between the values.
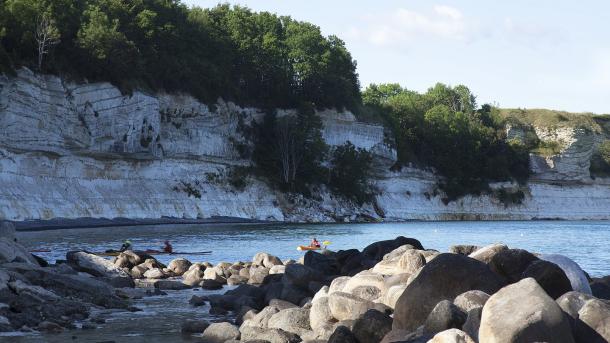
0, 220, 609, 343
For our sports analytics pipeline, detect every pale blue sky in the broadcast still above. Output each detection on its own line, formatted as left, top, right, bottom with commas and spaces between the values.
185, 1, 609, 114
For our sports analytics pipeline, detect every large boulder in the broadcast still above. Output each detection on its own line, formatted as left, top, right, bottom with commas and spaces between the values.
590, 276, 610, 300
253, 252, 283, 268
428, 329, 475, 343
239, 325, 301, 343
267, 307, 311, 337
397, 250, 426, 274
66, 251, 130, 278
489, 248, 539, 282
452, 290, 489, 313
393, 253, 505, 331
522, 260, 573, 299
449, 245, 479, 256
283, 264, 322, 288
310, 294, 334, 331
304, 251, 338, 276
328, 325, 358, 343
168, 258, 192, 275
362, 237, 424, 262
202, 322, 240, 342
328, 291, 388, 321
577, 299, 610, 342
479, 278, 575, 343
343, 271, 385, 301
0, 237, 39, 265
462, 307, 482, 342
468, 243, 507, 264
540, 254, 592, 295
557, 291, 607, 343
423, 300, 466, 335
352, 309, 392, 343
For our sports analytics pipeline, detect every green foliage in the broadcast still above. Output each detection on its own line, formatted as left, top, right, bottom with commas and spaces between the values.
590, 140, 610, 177
0, 1, 360, 110
252, 102, 328, 193
363, 83, 530, 201
329, 142, 375, 205
228, 166, 251, 191
533, 140, 563, 157
494, 188, 525, 207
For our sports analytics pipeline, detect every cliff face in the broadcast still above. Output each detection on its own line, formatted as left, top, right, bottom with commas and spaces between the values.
1, 69, 609, 222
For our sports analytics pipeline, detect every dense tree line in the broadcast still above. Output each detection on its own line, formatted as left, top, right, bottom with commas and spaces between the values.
0, 0, 360, 110
362, 83, 530, 201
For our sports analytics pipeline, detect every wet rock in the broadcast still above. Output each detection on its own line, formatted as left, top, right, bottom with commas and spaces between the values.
114, 251, 142, 269
453, 290, 490, 313
393, 253, 504, 331
489, 248, 539, 282
479, 278, 575, 343
67, 251, 130, 278
168, 258, 192, 275
540, 254, 593, 295
328, 325, 358, 343
189, 295, 207, 306
202, 322, 240, 342
423, 300, 466, 335
428, 329, 475, 343
154, 280, 189, 290
280, 284, 310, 305
181, 319, 210, 334
37, 320, 63, 333
200, 279, 224, 290
130, 265, 147, 278
468, 243, 507, 264
204, 266, 228, 283
352, 309, 392, 343
522, 260, 573, 299
103, 276, 135, 288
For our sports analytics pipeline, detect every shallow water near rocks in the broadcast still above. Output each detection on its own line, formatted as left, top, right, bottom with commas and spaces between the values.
17, 221, 610, 276
7, 220, 610, 342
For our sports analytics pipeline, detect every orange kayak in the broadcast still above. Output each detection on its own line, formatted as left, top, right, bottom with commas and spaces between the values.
297, 245, 321, 251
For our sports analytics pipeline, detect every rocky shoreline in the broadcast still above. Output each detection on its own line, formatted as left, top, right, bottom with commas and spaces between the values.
1, 221, 609, 342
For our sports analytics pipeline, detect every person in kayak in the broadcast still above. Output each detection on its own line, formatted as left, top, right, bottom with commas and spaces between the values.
310, 238, 321, 248
119, 240, 132, 252
162, 240, 173, 253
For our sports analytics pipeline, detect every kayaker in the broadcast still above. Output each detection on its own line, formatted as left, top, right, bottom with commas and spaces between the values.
310, 238, 321, 248
162, 240, 173, 253
119, 240, 132, 252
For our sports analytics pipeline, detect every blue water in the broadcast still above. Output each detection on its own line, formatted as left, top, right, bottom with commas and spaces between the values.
18, 221, 610, 276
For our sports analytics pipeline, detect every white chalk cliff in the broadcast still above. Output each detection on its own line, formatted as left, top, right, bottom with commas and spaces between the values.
1, 69, 609, 222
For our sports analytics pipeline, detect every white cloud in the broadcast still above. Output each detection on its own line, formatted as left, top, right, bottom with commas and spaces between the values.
349, 5, 469, 47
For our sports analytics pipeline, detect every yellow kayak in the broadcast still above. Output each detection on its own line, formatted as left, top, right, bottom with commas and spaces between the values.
297, 245, 321, 251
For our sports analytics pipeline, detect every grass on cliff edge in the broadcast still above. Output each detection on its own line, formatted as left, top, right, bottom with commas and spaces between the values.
499, 108, 609, 133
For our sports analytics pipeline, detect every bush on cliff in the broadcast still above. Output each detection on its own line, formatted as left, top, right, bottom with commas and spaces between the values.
329, 142, 375, 205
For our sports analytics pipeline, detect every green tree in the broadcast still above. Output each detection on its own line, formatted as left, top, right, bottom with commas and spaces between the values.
329, 141, 375, 204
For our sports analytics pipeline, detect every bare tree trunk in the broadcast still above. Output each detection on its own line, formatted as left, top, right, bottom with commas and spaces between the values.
36, 15, 60, 71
